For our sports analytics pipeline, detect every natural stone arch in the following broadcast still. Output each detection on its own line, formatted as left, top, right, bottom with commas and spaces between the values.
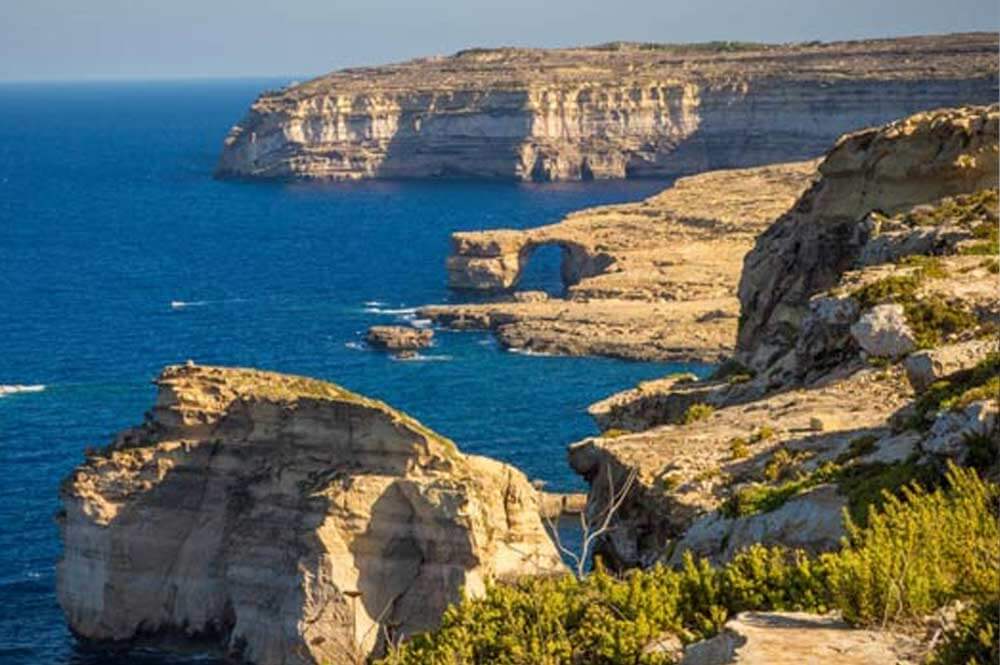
446, 230, 614, 292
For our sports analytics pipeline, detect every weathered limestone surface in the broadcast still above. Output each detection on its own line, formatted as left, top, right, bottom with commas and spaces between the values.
569, 365, 913, 568
365, 325, 434, 355
737, 104, 999, 371
217, 35, 998, 181
905, 339, 997, 391
421, 161, 817, 361
568, 106, 999, 568
57, 364, 562, 665
679, 612, 920, 665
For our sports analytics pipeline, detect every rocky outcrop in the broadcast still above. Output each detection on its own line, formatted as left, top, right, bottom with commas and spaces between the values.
905, 339, 997, 391
849, 304, 916, 358
420, 160, 817, 361
567, 105, 999, 568
57, 364, 562, 665
365, 325, 434, 357
737, 104, 999, 371
217, 34, 998, 182
568, 364, 913, 568
679, 612, 920, 665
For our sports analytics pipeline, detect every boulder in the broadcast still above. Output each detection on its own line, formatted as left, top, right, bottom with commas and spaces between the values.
738, 105, 998, 368
668, 485, 846, 565
57, 364, 563, 665
921, 400, 999, 459
850, 304, 916, 358
904, 338, 997, 392
365, 325, 434, 355
680, 612, 919, 665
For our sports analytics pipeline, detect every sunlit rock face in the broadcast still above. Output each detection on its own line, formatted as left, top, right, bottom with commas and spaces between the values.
57, 364, 563, 665
216, 34, 998, 182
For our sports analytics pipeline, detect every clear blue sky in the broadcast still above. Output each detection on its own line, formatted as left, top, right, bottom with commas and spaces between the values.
2, 0, 997, 82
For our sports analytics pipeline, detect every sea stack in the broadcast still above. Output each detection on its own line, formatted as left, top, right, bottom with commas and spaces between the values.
57, 364, 563, 664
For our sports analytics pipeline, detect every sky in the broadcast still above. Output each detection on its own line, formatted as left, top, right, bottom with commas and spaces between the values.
1, 0, 997, 82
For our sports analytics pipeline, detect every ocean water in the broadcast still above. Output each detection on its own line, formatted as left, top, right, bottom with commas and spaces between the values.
0, 80, 710, 663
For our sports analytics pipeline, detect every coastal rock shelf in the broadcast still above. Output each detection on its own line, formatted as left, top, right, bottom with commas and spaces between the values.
420, 160, 817, 362
217, 34, 998, 181
57, 364, 562, 665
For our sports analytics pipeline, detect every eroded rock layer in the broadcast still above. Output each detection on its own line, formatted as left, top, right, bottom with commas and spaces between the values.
738, 104, 999, 373
420, 160, 818, 361
57, 364, 562, 665
217, 34, 997, 181
569, 105, 999, 569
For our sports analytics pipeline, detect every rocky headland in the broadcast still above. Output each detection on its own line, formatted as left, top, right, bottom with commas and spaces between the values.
57, 364, 562, 664
378, 103, 999, 665
217, 34, 997, 182
568, 104, 999, 570
419, 160, 817, 361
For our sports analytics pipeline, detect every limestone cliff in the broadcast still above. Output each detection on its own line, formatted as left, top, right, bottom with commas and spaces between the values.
567, 106, 999, 568
737, 104, 999, 373
57, 364, 562, 665
419, 160, 817, 361
217, 34, 997, 181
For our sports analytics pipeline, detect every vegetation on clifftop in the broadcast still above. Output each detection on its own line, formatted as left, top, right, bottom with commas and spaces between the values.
380, 465, 998, 664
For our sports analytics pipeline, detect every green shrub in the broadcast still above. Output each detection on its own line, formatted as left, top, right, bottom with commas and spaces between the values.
682, 403, 715, 425
964, 431, 1000, 472
381, 547, 830, 665
729, 437, 750, 460
927, 599, 1000, 665
750, 425, 776, 443
904, 296, 978, 348
902, 189, 998, 228
912, 353, 1000, 427
602, 428, 632, 439
825, 465, 998, 626
836, 435, 879, 463
835, 460, 941, 526
897, 254, 948, 279
850, 272, 979, 348
381, 466, 998, 664
721, 462, 841, 518
851, 275, 921, 310
762, 447, 807, 482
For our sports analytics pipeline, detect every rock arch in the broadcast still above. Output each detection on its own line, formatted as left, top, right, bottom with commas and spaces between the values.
446, 230, 612, 292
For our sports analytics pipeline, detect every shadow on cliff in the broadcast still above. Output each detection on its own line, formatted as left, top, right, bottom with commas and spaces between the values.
345, 478, 477, 656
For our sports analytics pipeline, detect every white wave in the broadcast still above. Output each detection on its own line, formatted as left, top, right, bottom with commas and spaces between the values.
0, 384, 46, 397
392, 353, 452, 363
409, 318, 433, 329
171, 298, 247, 310
363, 306, 418, 316
363, 300, 387, 307
506, 347, 557, 357
344, 341, 367, 351
171, 300, 207, 309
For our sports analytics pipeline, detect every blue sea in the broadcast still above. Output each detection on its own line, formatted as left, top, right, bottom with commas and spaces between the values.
0, 80, 709, 663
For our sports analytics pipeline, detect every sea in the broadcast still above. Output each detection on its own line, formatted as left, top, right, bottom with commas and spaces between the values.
0, 79, 711, 664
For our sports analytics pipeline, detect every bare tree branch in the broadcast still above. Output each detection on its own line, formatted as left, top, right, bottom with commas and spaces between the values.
544, 464, 637, 578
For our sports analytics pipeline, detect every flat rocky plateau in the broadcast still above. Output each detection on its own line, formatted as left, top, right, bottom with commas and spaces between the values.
217, 33, 997, 181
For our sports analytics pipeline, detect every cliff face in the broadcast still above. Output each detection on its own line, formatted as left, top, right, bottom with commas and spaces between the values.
566, 105, 998, 569
216, 34, 998, 181
737, 104, 999, 372
418, 160, 817, 362
57, 364, 562, 665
